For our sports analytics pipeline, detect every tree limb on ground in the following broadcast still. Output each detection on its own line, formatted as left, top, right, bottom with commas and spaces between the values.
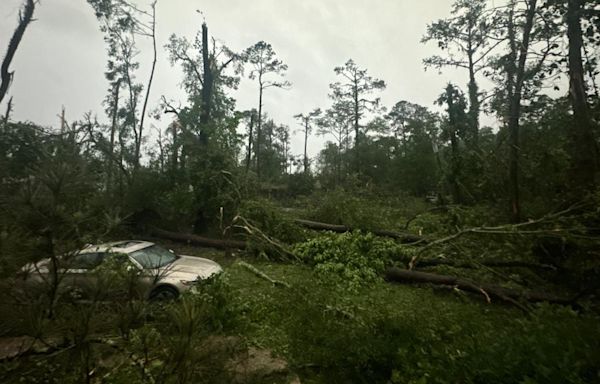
231, 215, 300, 262
148, 226, 246, 250
294, 219, 424, 243
237, 261, 291, 288
385, 267, 573, 307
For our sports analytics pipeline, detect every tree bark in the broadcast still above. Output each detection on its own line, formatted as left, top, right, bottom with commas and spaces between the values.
467, 50, 480, 149
304, 118, 309, 173
353, 81, 360, 173
507, 0, 537, 223
567, 0, 598, 190
445, 84, 462, 204
385, 267, 572, 305
108, 79, 121, 193
256, 82, 263, 179
199, 22, 213, 145
246, 112, 255, 172
148, 227, 247, 250
402, 257, 555, 271
2, 97, 13, 127
0, 0, 35, 105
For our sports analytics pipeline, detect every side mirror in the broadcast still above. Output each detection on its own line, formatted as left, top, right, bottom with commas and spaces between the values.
126, 264, 142, 275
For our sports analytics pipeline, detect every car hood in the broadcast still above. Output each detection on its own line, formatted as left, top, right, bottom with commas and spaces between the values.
160, 255, 222, 281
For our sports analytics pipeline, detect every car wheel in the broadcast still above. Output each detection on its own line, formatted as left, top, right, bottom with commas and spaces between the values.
149, 285, 179, 301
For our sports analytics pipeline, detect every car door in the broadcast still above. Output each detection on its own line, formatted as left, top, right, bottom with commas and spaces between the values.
62, 252, 104, 300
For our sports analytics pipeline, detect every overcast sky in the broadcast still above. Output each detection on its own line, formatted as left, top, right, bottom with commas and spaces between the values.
0, 0, 500, 159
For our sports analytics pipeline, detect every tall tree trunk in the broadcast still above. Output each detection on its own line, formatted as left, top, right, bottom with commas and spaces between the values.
507, 0, 537, 223
2, 97, 12, 128
256, 83, 264, 179
353, 83, 360, 173
0, 0, 35, 105
108, 79, 121, 193
303, 118, 309, 173
246, 112, 255, 172
136, 1, 158, 169
199, 22, 213, 146
446, 85, 462, 204
567, 0, 598, 190
467, 51, 480, 149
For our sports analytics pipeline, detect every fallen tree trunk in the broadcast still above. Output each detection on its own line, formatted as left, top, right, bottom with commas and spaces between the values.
294, 219, 424, 243
149, 227, 246, 250
405, 258, 556, 271
385, 267, 572, 306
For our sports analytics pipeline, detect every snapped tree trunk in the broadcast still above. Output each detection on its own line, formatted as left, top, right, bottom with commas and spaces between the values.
0, 0, 35, 105
199, 22, 214, 146
567, 0, 598, 190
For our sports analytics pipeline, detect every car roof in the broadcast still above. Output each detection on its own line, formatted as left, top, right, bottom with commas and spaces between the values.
81, 240, 154, 255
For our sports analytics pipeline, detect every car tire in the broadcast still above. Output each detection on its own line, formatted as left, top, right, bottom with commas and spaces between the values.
149, 285, 179, 301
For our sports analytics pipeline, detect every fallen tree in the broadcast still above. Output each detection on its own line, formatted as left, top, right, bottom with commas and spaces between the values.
148, 227, 246, 250
294, 219, 424, 243
385, 267, 572, 307
401, 258, 556, 272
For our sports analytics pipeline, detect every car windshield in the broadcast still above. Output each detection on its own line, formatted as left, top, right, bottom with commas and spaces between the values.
129, 245, 177, 269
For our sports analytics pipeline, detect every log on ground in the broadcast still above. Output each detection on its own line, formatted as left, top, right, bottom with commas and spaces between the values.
149, 227, 247, 250
294, 219, 424, 243
384, 267, 571, 305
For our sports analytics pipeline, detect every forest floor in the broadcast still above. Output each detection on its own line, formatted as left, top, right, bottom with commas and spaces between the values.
163, 241, 537, 383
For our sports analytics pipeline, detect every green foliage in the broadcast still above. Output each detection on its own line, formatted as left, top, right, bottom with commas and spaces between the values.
386, 304, 600, 384
294, 231, 404, 289
186, 272, 244, 333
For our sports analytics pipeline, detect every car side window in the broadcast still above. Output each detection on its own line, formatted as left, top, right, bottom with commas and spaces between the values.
70, 253, 103, 269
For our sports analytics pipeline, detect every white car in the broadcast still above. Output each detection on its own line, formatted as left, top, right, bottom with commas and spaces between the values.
21, 240, 223, 300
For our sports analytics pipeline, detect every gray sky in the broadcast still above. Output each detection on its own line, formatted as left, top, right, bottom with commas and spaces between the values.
0, 0, 497, 159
